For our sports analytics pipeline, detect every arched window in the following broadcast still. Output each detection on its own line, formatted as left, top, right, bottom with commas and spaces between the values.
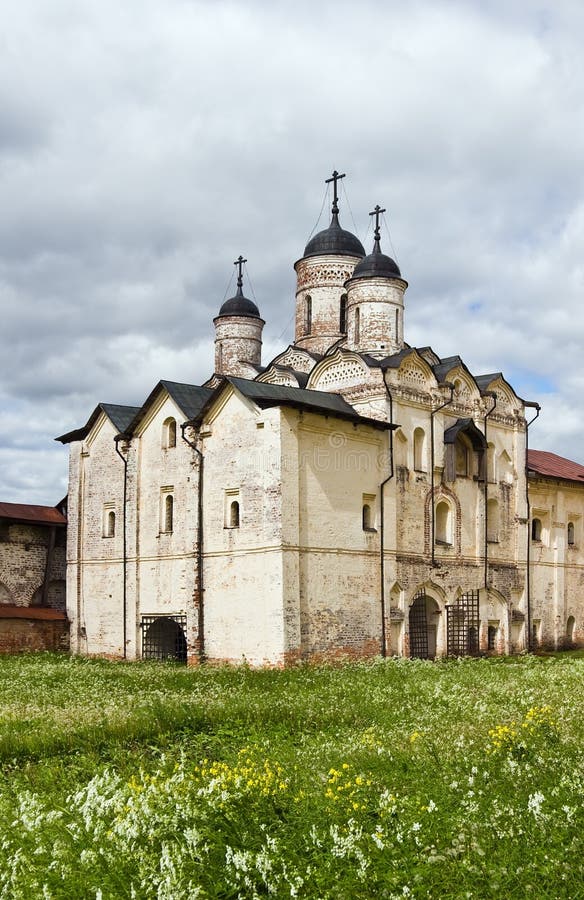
103, 505, 115, 538
354, 307, 360, 344
163, 417, 177, 449
164, 495, 174, 533
568, 521, 575, 546
435, 500, 452, 545
531, 518, 542, 542
305, 295, 312, 335
487, 498, 499, 542
413, 428, 426, 472
340, 294, 347, 334
362, 504, 372, 530
567, 616, 575, 644
230, 500, 240, 528
395, 308, 399, 342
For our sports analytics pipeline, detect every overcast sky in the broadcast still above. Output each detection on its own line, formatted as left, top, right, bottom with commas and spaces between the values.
2, 0, 584, 504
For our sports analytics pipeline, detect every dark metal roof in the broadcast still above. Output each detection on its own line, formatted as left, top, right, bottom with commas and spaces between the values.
124, 382, 213, 435
0, 503, 67, 527
55, 403, 142, 444
217, 284, 261, 319
191, 376, 395, 431
432, 355, 465, 384
161, 382, 214, 421
379, 348, 418, 369
302, 213, 365, 260
475, 373, 503, 393
348, 236, 402, 281
443, 418, 487, 450
528, 449, 584, 483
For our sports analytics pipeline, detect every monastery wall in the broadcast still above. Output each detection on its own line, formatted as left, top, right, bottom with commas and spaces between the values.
0, 523, 65, 608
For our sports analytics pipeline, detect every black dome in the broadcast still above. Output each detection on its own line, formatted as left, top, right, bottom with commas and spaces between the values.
350, 239, 401, 281
218, 286, 261, 318
303, 213, 365, 259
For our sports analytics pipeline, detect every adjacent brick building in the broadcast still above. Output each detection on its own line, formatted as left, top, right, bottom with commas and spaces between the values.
0, 501, 68, 651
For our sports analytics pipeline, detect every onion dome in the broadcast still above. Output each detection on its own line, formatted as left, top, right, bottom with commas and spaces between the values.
303, 213, 365, 259
302, 170, 365, 259
350, 205, 402, 280
217, 255, 261, 318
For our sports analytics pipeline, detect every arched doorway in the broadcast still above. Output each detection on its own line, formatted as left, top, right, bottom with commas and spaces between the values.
409, 589, 440, 659
141, 615, 187, 663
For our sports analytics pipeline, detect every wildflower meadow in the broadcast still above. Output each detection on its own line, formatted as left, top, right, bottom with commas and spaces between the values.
0, 652, 583, 898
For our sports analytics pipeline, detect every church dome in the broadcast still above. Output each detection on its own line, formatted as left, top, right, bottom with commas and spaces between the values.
350, 244, 401, 280
303, 213, 365, 259
349, 207, 402, 281
217, 256, 261, 318
218, 289, 260, 318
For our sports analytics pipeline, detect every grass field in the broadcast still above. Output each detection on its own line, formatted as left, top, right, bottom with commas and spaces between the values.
0, 652, 583, 898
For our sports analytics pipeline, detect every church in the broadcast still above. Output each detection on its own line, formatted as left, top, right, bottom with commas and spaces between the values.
57, 173, 584, 664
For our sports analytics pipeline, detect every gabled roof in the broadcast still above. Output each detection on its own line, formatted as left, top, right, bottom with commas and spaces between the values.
190, 376, 396, 431
123, 381, 213, 435
55, 403, 141, 444
0, 503, 67, 527
443, 418, 487, 450
432, 355, 465, 384
474, 373, 503, 393
527, 449, 584, 484
379, 348, 419, 369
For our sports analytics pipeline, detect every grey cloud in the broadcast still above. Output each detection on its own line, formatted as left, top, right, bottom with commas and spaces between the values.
2, 0, 584, 501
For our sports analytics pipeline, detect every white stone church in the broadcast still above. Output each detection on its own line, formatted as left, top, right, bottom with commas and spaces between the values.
57, 173, 584, 664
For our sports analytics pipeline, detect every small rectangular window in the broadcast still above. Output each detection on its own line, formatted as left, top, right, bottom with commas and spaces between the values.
160, 488, 174, 533
225, 489, 240, 528
362, 493, 377, 532
102, 504, 116, 538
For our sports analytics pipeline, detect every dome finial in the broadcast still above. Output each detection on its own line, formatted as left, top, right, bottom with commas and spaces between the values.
234, 254, 247, 294
325, 169, 345, 220
370, 204, 386, 252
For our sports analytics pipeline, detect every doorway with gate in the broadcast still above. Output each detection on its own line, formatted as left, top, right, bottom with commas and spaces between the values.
408, 589, 441, 659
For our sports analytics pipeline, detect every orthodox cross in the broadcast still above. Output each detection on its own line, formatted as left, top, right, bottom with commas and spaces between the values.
369, 205, 386, 242
234, 255, 247, 289
325, 170, 345, 214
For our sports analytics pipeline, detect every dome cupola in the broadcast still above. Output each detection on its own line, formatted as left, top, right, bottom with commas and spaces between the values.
218, 256, 261, 318
344, 205, 408, 358
214, 256, 264, 376
294, 171, 366, 353
302, 170, 365, 260
350, 206, 401, 280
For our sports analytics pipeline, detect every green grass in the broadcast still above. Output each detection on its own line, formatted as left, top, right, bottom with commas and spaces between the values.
0, 653, 583, 898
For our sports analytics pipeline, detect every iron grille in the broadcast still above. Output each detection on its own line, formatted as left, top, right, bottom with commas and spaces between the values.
409, 589, 429, 659
141, 614, 187, 663
446, 590, 480, 657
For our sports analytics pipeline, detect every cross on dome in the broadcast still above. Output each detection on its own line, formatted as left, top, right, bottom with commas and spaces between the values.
234, 255, 247, 291
325, 170, 346, 215
369, 205, 386, 244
